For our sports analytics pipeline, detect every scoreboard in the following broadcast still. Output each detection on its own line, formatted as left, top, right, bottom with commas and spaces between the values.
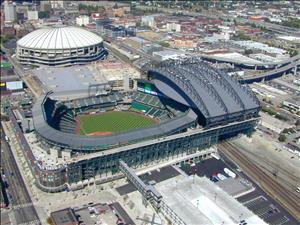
137, 81, 159, 96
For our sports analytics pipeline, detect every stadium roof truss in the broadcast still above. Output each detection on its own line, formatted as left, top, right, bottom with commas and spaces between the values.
148, 58, 260, 126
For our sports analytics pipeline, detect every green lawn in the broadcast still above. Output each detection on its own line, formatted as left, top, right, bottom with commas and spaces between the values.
79, 111, 157, 135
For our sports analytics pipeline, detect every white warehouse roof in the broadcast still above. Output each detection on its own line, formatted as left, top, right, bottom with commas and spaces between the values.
17, 26, 103, 50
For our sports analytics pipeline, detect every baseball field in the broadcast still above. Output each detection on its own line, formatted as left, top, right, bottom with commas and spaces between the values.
77, 111, 157, 136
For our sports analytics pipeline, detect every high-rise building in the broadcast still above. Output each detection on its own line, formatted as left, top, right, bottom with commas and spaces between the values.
4, 1, 16, 22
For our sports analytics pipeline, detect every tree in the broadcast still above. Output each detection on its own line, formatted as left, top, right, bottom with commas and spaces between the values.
47, 217, 54, 225
295, 119, 300, 126
235, 32, 251, 41
264, 18, 271, 23
38, 11, 50, 19
245, 49, 253, 55
282, 18, 300, 29
282, 128, 293, 134
278, 134, 287, 142
289, 49, 299, 57
275, 113, 288, 121
160, 42, 170, 48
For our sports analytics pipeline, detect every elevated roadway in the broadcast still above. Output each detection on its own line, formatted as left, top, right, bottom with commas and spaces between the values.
111, 32, 299, 85
239, 60, 300, 84
200, 54, 300, 70
198, 53, 299, 84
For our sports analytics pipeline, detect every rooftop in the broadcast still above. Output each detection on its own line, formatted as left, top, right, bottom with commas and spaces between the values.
156, 176, 267, 225
234, 41, 287, 55
284, 96, 300, 106
149, 59, 260, 120
212, 52, 261, 64
50, 208, 77, 225
33, 66, 98, 98
17, 26, 103, 49
153, 50, 186, 57
277, 36, 300, 43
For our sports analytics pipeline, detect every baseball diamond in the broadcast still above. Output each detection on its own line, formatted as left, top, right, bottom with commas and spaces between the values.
77, 111, 158, 135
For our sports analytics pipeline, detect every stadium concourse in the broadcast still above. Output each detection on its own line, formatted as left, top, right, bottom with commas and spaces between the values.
9, 58, 261, 192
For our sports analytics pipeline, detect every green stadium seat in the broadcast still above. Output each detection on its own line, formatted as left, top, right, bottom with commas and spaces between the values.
147, 107, 157, 116
131, 101, 151, 112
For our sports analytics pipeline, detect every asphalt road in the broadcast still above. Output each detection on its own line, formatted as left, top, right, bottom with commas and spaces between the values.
111, 202, 136, 225
0, 125, 40, 225
5, 53, 25, 79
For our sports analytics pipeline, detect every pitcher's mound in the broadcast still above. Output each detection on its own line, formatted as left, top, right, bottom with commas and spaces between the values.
86, 131, 113, 136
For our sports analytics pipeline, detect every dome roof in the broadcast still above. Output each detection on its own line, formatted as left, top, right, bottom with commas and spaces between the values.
17, 26, 103, 50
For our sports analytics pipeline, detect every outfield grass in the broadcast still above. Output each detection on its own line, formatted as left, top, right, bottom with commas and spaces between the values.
79, 111, 157, 135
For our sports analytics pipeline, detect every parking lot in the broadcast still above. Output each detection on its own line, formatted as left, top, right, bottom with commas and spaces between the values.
116, 155, 300, 224
179, 156, 236, 177
237, 188, 297, 225
74, 202, 135, 225
181, 157, 299, 225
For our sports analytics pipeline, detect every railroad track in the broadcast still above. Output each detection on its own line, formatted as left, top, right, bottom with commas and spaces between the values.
219, 141, 300, 221
234, 144, 299, 188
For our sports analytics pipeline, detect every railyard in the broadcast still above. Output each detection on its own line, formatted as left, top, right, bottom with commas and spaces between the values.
219, 141, 300, 222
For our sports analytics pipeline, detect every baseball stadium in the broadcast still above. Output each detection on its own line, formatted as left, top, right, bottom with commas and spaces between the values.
9, 58, 261, 192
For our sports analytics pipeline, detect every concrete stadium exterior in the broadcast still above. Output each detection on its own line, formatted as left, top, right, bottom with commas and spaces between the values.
16, 26, 108, 66
9, 59, 261, 192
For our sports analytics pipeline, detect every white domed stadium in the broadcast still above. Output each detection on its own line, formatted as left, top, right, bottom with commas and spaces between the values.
16, 26, 108, 66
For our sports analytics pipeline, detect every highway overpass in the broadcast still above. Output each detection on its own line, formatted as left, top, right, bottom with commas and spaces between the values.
200, 54, 300, 70
239, 60, 300, 84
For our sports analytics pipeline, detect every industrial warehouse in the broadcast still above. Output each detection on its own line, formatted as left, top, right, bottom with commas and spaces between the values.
7, 58, 261, 192
16, 26, 108, 66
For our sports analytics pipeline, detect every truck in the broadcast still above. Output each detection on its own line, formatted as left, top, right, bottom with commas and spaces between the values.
4, 135, 9, 142
224, 168, 236, 178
